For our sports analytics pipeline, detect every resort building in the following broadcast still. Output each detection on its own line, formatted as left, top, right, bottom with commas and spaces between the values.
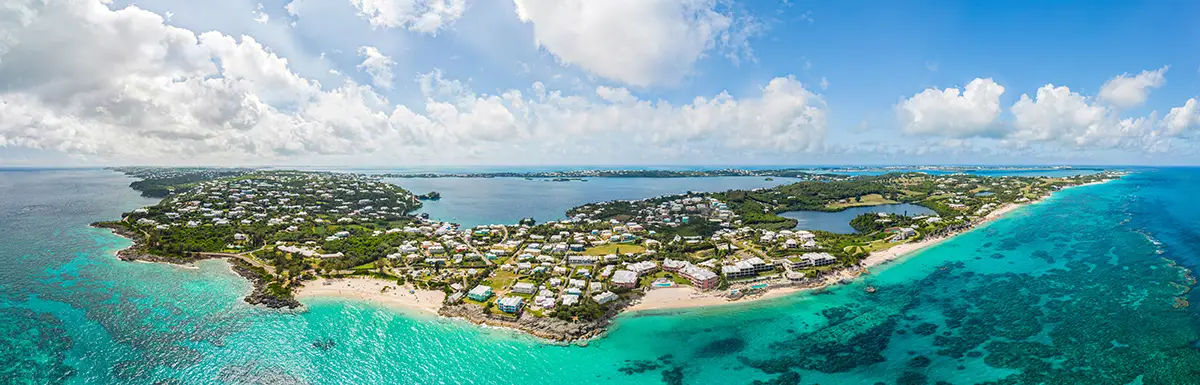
628, 261, 659, 276
611, 270, 638, 288
497, 296, 524, 313
593, 291, 619, 305
791, 252, 837, 268
662, 258, 688, 272
721, 257, 773, 279
468, 285, 493, 301
679, 264, 720, 290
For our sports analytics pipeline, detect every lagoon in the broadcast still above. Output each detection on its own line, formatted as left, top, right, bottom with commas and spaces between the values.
779, 203, 937, 233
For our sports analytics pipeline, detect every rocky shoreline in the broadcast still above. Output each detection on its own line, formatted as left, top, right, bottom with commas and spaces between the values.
91, 221, 300, 309
228, 259, 302, 309
438, 298, 636, 343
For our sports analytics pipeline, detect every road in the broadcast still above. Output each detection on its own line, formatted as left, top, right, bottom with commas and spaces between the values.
199, 247, 275, 275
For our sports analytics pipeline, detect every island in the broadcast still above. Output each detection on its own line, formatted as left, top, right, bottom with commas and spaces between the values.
93, 167, 1121, 342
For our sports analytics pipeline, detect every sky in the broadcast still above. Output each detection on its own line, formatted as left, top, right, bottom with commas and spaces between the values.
1, 0, 1200, 166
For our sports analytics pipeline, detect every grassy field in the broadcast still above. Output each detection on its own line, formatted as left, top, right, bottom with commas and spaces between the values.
582, 243, 646, 256
483, 269, 520, 292
825, 193, 899, 209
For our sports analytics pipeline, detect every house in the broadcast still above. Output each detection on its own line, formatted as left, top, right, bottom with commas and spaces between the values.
497, 296, 524, 313
611, 270, 638, 288
567, 255, 598, 265
593, 291, 619, 305
468, 285, 493, 301
512, 282, 537, 294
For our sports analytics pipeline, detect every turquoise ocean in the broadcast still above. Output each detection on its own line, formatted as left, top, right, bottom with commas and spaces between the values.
2, 167, 1199, 384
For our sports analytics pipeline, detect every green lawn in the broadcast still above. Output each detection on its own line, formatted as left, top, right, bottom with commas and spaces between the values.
483, 269, 520, 291
583, 243, 646, 256
639, 271, 693, 287
825, 194, 899, 209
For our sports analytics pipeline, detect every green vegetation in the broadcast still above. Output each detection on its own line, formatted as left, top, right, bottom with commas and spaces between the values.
583, 243, 646, 256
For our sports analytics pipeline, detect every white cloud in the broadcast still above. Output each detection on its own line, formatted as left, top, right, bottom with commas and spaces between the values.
512, 0, 754, 87
357, 46, 395, 89
0, 0, 825, 164
1098, 66, 1168, 109
819, 76, 829, 90
253, 3, 270, 24
1163, 98, 1200, 136
346, 0, 466, 34
1010, 84, 1157, 150
897, 78, 1005, 138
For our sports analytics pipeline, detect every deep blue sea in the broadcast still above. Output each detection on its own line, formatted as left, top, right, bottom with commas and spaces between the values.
3, 167, 1199, 384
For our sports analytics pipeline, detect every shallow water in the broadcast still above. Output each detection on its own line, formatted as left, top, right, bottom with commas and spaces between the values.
2, 168, 1198, 384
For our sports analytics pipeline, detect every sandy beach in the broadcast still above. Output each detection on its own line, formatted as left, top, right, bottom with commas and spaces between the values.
297, 277, 447, 315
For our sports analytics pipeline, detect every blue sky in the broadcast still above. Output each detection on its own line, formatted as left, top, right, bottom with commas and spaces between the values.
1, 0, 1199, 166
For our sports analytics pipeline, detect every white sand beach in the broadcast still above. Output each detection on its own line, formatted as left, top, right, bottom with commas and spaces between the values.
297, 277, 446, 315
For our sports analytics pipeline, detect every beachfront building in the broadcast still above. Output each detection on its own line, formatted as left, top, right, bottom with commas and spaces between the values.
611, 270, 638, 288
468, 285, 493, 301
628, 261, 659, 276
593, 291, 619, 305
791, 252, 837, 268
721, 257, 773, 279
512, 282, 537, 294
679, 264, 720, 290
894, 227, 917, 241
662, 258, 688, 272
497, 296, 524, 313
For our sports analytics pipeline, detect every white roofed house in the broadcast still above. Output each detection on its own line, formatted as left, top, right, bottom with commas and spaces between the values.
611, 270, 638, 288
512, 282, 537, 294
593, 291, 619, 305
628, 261, 659, 276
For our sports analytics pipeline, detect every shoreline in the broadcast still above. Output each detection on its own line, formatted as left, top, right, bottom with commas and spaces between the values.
91, 174, 1117, 343
622, 178, 1115, 313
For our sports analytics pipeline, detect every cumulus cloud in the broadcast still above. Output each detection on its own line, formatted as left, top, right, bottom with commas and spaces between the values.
356, 46, 395, 89
897, 78, 1006, 138
512, 0, 756, 87
0, 0, 825, 164
1163, 98, 1200, 136
1010, 84, 1158, 150
1098, 66, 1168, 109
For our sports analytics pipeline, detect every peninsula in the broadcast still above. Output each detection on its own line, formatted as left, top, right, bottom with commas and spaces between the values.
94, 167, 1120, 341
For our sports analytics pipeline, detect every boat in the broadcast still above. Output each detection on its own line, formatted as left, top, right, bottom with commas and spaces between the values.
865, 286, 877, 294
